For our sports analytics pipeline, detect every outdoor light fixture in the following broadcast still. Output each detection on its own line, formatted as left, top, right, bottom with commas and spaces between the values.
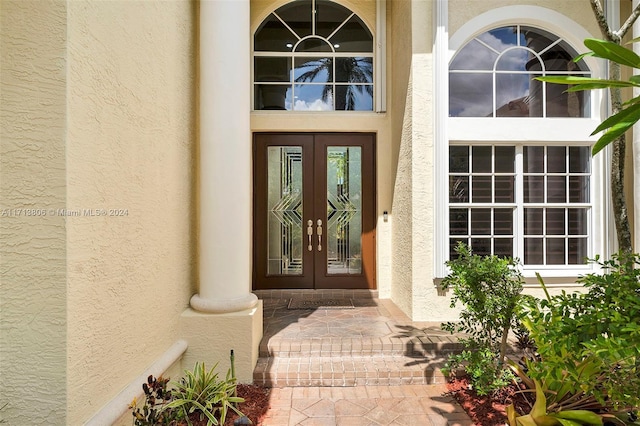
383, 211, 388, 222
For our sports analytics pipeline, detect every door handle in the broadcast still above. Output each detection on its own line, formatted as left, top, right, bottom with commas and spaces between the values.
316, 219, 323, 252
307, 220, 313, 252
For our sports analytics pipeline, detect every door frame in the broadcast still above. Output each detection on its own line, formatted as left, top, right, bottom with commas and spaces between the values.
252, 132, 377, 290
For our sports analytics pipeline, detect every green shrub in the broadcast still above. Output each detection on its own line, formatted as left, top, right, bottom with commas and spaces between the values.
441, 243, 524, 395
520, 252, 640, 414
165, 362, 245, 426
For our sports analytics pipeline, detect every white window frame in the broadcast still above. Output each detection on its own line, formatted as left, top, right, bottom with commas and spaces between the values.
251, 0, 383, 112
435, 5, 611, 279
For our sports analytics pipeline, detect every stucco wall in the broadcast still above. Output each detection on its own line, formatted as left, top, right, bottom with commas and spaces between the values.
0, 1, 68, 424
448, 0, 600, 37
65, 1, 196, 423
389, 0, 414, 316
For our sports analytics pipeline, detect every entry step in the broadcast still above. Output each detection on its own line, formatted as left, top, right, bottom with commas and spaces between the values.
253, 355, 449, 388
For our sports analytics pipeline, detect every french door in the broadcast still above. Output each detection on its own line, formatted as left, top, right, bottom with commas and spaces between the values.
253, 133, 376, 289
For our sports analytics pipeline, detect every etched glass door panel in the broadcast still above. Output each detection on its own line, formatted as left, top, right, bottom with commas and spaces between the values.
326, 147, 362, 274
267, 146, 303, 275
254, 133, 375, 290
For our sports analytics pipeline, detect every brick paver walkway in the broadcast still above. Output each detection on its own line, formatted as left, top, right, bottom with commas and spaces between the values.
260, 384, 473, 425
252, 290, 474, 425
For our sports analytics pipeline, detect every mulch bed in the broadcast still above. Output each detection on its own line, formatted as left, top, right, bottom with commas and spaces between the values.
445, 376, 532, 426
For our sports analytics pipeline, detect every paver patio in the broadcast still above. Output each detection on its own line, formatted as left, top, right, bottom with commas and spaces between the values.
252, 290, 474, 425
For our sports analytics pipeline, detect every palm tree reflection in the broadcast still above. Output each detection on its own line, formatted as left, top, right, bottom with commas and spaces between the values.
295, 57, 373, 110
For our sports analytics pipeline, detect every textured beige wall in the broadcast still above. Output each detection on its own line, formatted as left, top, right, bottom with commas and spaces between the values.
251, 0, 376, 34
65, 1, 196, 424
389, 0, 414, 316
449, 0, 600, 37
0, 1, 68, 424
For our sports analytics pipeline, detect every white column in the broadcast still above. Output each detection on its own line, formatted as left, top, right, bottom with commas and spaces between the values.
191, 0, 258, 313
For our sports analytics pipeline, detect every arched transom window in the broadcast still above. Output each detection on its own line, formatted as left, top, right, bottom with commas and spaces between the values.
449, 25, 591, 117
253, 0, 374, 111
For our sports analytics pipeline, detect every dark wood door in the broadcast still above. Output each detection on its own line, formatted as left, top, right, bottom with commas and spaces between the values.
253, 133, 376, 290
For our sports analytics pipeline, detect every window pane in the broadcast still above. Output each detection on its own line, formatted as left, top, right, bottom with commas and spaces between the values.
569, 146, 590, 173
525, 238, 543, 264
471, 238, 491, 256
568, 238, 588, 264
524, 146, 544, 172
494, 238, 513, 258
316, 0, 351, 39
547, 176, 566, 202
472, 176, 492, 202
294, 57, 332, 82
471, 209, 491, 235
450, 39, 498, 70
496, 73, 536, 117
569, 176, 589, 203
255, 57, 291, 82
297, 38, 333, 52
495, 146, 515, 173
486, 27, 518, 49
255, 84, 291, 110
524, 208, 543, 235
546, 239, 565, 265
547, 147, 566, 172
449, 176, 469, 203
330, 15, 373, 52
472, 146, 492, 172
496, 48, 529, 71
568, 208, 588, 235
546, 208, 565, 235
521, 27, 558, 54
292, 84, 333, 110
450, 209, 468, 235
494, 209, 513, 235
276, 0, 312, 37
546, 80, 588, 117
524, 176, 544, 203
450, 146, 469, 173
335, 57, 373, 83
449, 73, 493, 117
254, 14, 297, 52
450, 238, 468, 260
495, 176, 514, 202
335, 85, 373, 111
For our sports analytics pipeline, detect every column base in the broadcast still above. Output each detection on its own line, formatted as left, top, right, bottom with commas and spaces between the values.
190, 292, 258, 313
179, 301, 263, 383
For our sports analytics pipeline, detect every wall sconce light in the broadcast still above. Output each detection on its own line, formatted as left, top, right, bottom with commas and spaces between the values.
383, 210, 388, 222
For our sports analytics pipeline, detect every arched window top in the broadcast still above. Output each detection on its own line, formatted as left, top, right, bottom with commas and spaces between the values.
253, 0, 374, 111
255, 0, 373, 53
449, 25, 591, 118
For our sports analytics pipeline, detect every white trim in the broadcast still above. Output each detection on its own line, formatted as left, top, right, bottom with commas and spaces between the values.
449, 119, 602, 142
84, 340, 188, 426
375, 0, 387, 112
434, 0, 449, 277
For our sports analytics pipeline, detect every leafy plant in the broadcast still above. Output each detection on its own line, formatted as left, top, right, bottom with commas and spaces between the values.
440, 242, 524, 395
537, 38, 640, 156
164, 362, 245, 426
506, 378, 609, 426
130, 375, 176, 426
513, 253, 640, 421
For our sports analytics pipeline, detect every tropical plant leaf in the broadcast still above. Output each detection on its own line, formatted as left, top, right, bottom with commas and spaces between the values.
591, 103, 640, 154
535, 76, 637, 89
584, 38, 640, 68
553, 410, 603, 424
